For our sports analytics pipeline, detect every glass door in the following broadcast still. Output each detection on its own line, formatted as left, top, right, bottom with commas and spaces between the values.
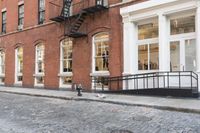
170, 41, 180, 71
170, 39, 196, 71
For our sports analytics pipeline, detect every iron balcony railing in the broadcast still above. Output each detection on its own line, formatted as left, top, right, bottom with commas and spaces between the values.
49, 0, 108, 20
92, 71, 199, 94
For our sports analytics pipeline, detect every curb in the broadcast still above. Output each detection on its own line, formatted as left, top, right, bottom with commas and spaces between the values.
0, 90, 200, 114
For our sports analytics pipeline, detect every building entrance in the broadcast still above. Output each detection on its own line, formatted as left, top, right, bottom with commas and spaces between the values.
170, 38, 196, 72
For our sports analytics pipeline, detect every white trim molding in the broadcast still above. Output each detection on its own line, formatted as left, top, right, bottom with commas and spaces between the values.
120, 0, 200, 91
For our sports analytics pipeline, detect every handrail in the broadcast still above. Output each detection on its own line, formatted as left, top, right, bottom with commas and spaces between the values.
92, 71, 199, 94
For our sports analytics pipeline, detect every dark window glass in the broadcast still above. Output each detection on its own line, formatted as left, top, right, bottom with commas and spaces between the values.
2, 11, 6, 33
18, 4, 24, 26
38, 0, 45, 24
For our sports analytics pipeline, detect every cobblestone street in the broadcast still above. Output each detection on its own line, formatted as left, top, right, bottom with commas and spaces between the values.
0, 93, 200, 133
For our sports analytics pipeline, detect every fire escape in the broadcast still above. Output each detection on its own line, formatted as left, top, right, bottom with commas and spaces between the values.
49, 0, 108, 38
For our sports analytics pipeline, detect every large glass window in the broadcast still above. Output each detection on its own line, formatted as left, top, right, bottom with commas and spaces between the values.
38, 0, 45, 24
138, 21, 158, 40
61, 38, 72, 73
0, 50, 5, 84
60, 38, 73, 87
15, 47, 23, 84
94, 33, 109, 72
185, 39, 196, 71
18, 4, 24, 26
138, 20, 159, 71
138, 43, 159, 70
35, 43, 45, 86
1, 11, 6, 33
170, 41, 180, 71
170, 16, 195, 35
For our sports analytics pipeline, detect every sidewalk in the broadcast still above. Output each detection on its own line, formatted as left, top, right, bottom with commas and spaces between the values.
0, 86, 200, 114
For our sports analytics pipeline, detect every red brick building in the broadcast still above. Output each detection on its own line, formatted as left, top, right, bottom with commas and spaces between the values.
0, 0, 144, 90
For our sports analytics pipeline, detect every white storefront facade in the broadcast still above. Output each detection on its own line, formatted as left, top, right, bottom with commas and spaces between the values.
120, 0, 200, 91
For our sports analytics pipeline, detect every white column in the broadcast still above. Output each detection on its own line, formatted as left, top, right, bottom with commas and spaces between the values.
122, 16, 137, 90
196, 2, 200, 92
122, 18, 137, 75
196, 3, 200, 72
158, 13, 170, 72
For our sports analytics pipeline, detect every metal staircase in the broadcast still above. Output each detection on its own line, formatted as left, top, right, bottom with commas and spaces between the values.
67, 11, 87, 38
50, 0, 108, 38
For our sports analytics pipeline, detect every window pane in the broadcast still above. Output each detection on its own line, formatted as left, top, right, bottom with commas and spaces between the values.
63, 60, 72, 72
36, 44, 44, 73
149, 43, 159, 70
185, 39, 196, 71
38, 61, 44, 73
94, 76, 108, 89
36, 77, 44, 84
0, 77, 5, 83
18, 5, 24, 25
62, 76, 72, 85
61, 38, 73, 73
17, 47, 23, 74
138, 45, 148, 70
0, 51, 5, 74
94, 33, 109, 72
17, 76, 23, 82
170, 16, 195, 35
138, 22, 158, 40
170, 41, 180, 71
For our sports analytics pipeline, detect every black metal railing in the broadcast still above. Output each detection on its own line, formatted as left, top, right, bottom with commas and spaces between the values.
49, 0, 108, 20
92, 71, 199, 94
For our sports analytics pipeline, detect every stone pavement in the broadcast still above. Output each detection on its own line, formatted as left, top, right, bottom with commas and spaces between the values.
0, 86, 200, 114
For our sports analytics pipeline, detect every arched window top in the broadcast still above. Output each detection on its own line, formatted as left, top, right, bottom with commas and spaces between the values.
94, 32, 109, 42
16, 46, 23, 54
0, 49, 5, 55
61, 38, 73, 47
36, 43, 44, 50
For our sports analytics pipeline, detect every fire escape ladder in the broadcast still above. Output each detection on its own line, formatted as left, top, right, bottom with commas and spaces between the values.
67, 11, 87, 38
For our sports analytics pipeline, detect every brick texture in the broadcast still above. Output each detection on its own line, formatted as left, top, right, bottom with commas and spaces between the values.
0, 0, 145, 90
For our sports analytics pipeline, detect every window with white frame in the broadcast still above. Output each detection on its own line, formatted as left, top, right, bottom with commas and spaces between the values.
138, 20, 159, 71
2, 11, 6, 34
18, 4, 24, 26
38, 0, 45, 24
15, 47, 23, 84
92, 32, 109, 90
35, 43, 45, 86
169, 15, 196, 71
59, 38, 73, 87
93, 32, 109, 72
0, 50, 5, 84
170, 16, 195, 35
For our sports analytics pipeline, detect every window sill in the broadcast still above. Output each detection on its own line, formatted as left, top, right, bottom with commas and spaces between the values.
33, 73, 45, 77
58, 73, 73, 77
0, 74, 5, 77
34, 84, 44, 87
90, 71, 110, 77
59, 84, 72, 89
14, 82, 22, 86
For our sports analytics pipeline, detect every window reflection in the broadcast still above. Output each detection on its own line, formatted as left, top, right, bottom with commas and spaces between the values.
170, 16, 195, 35
138, 43, 159, 70
138, 22, 158, 40
94, 33, 109, 71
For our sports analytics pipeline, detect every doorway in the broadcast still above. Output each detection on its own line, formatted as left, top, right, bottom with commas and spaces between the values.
170, 38, 196, 71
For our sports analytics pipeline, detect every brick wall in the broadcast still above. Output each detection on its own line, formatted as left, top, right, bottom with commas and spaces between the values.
0, 0, 145, 90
